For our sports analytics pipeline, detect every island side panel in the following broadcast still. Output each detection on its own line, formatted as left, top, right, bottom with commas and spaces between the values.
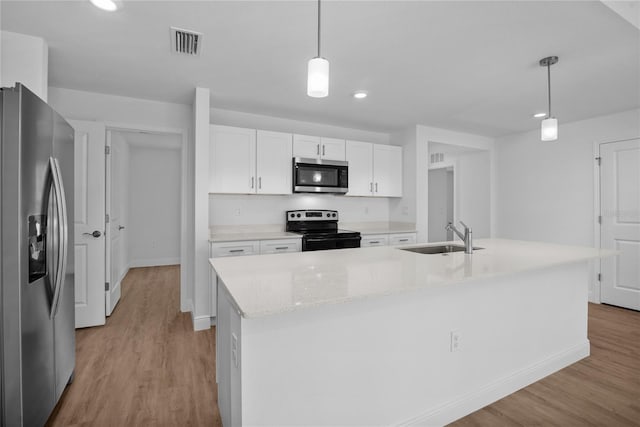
216, 282, 242, 427
237, 262, 589, 426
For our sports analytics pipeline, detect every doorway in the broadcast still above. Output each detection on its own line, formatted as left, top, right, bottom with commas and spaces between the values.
428, 167, 454, 242
598, 138, 640, 311
105, 129, 182, 316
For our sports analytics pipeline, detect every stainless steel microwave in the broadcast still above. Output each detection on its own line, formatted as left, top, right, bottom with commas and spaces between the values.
292, 157, 348, 194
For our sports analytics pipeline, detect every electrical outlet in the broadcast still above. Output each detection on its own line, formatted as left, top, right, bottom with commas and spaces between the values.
235, 208, 241, 216
450, 330, 461, 352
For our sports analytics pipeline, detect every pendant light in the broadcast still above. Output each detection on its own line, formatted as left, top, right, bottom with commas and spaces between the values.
539, 56, 559, 141
307, 0, 329, 98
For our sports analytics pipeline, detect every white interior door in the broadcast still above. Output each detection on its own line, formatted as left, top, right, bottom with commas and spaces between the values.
69, 120, 106, 328
600, 138, 640, 310
105, 131, 127, 315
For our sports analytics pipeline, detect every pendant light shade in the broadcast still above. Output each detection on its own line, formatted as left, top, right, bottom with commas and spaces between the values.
541, 117, 558, 141
539, 56, 559, 141
307, 0, 329, 98
308, 57, 329, 97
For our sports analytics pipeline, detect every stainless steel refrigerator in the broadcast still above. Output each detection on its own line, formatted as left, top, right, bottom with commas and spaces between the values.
1, 83, 75, 426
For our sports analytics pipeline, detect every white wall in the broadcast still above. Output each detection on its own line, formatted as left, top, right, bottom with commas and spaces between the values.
128, 143, 181, 267
494, 108, 640, 245
1, 31, 48, 101
456, 150, 491, 239
193, 87, 211, 330
211, 108, 390, 144
210, 194, 389, 227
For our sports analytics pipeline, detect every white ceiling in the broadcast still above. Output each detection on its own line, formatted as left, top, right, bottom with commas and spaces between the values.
2, 1, 639, 137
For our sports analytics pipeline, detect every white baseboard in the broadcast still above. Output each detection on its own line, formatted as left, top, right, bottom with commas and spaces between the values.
397, 341, 590, 427
129, 257, 180, 268
193, 315, 212, 331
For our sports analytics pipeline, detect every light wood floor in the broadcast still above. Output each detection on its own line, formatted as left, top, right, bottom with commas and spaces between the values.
47, 266, 639, 426
47, 265, 221, 427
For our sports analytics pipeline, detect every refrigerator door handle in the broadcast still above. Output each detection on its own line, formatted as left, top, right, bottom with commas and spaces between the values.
49, 157, 68, 319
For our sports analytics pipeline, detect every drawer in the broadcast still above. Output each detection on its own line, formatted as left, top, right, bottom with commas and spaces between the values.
260, 239, 301, 254
361, 234, 389, 247
389, 233, 417, 245
211, 241, 260, 258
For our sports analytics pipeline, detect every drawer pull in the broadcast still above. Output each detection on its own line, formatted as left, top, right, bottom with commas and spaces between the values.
369, 241, 380, 244
229, 249, 245, 253
398, 239, 409, 242
275, 247, 288, 250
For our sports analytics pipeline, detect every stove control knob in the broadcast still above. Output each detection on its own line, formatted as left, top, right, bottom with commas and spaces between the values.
290, 213, 294, 218
326, 213, 330, 217
332, 213, 337, 218
296, 213, 301, 218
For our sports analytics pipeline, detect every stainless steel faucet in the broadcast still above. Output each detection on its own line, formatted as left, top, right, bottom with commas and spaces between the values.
446, 221, 473, 254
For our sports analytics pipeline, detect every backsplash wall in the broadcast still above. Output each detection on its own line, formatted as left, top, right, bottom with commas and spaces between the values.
209, 194, 390, 227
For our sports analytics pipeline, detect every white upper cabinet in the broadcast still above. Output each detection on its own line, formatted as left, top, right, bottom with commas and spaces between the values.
345, 141, 402, 197
292, 134, 321, 159
293, 134, 345, 161
210, 125, 256, 194
256, 130, 292, 195
320, 137, 346, 161
210, 125, 292, 195
373, 144, 402, 197
346, 141, 374, 196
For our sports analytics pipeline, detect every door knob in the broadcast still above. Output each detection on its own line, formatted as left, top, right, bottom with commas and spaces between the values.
83, 230, 102, 238
118, 226, 126, 230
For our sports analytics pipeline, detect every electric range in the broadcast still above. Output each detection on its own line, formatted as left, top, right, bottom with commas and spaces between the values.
286, 210, 361, 251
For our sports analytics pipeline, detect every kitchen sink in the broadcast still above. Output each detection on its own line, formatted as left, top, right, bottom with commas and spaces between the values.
399, 245, 484, 254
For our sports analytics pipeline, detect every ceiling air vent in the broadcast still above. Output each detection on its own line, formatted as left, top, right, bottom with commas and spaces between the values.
170, 27, 202, 56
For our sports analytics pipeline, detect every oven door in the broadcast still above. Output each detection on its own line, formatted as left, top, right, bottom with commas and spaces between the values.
293, 158, 348, 194
303, 235, 361, 251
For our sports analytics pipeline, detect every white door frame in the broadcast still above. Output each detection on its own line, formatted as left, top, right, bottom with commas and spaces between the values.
593, 137, 640, 304
104, 122, 189, 313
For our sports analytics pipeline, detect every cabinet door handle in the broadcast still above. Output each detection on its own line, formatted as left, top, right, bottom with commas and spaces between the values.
258, 177, 262, 189
322, 145, 325, 156
229, 249, 245, 253
317, 144, 320, 155
251, 177, 254, 189
370, 182, 373, 192
375, 182, 378, 192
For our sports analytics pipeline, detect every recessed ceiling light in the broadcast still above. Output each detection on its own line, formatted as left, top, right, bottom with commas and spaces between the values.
533, 112, 546, 118
353, 91, 368, 99
90, 0, 118, 12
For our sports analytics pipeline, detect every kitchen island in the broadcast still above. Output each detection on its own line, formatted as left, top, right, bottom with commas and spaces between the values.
210, 239, 615, 426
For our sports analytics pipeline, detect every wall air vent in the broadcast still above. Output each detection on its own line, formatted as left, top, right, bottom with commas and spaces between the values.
170, 27, 202, 56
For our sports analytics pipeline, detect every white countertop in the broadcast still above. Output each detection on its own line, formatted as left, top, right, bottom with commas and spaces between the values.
210, 239, 616, 318
210, 231, 301, 243
340, 221, 417, 234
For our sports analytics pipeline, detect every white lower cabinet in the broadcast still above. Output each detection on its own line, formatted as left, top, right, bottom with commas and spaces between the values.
361, 234, 389, 247
361, 232, 417, 247
389, 233, 417, 245
259, 239, 301, 254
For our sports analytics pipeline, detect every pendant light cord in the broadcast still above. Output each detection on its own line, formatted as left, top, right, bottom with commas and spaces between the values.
317, 0, 321, 57
547, 63, 552, 118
